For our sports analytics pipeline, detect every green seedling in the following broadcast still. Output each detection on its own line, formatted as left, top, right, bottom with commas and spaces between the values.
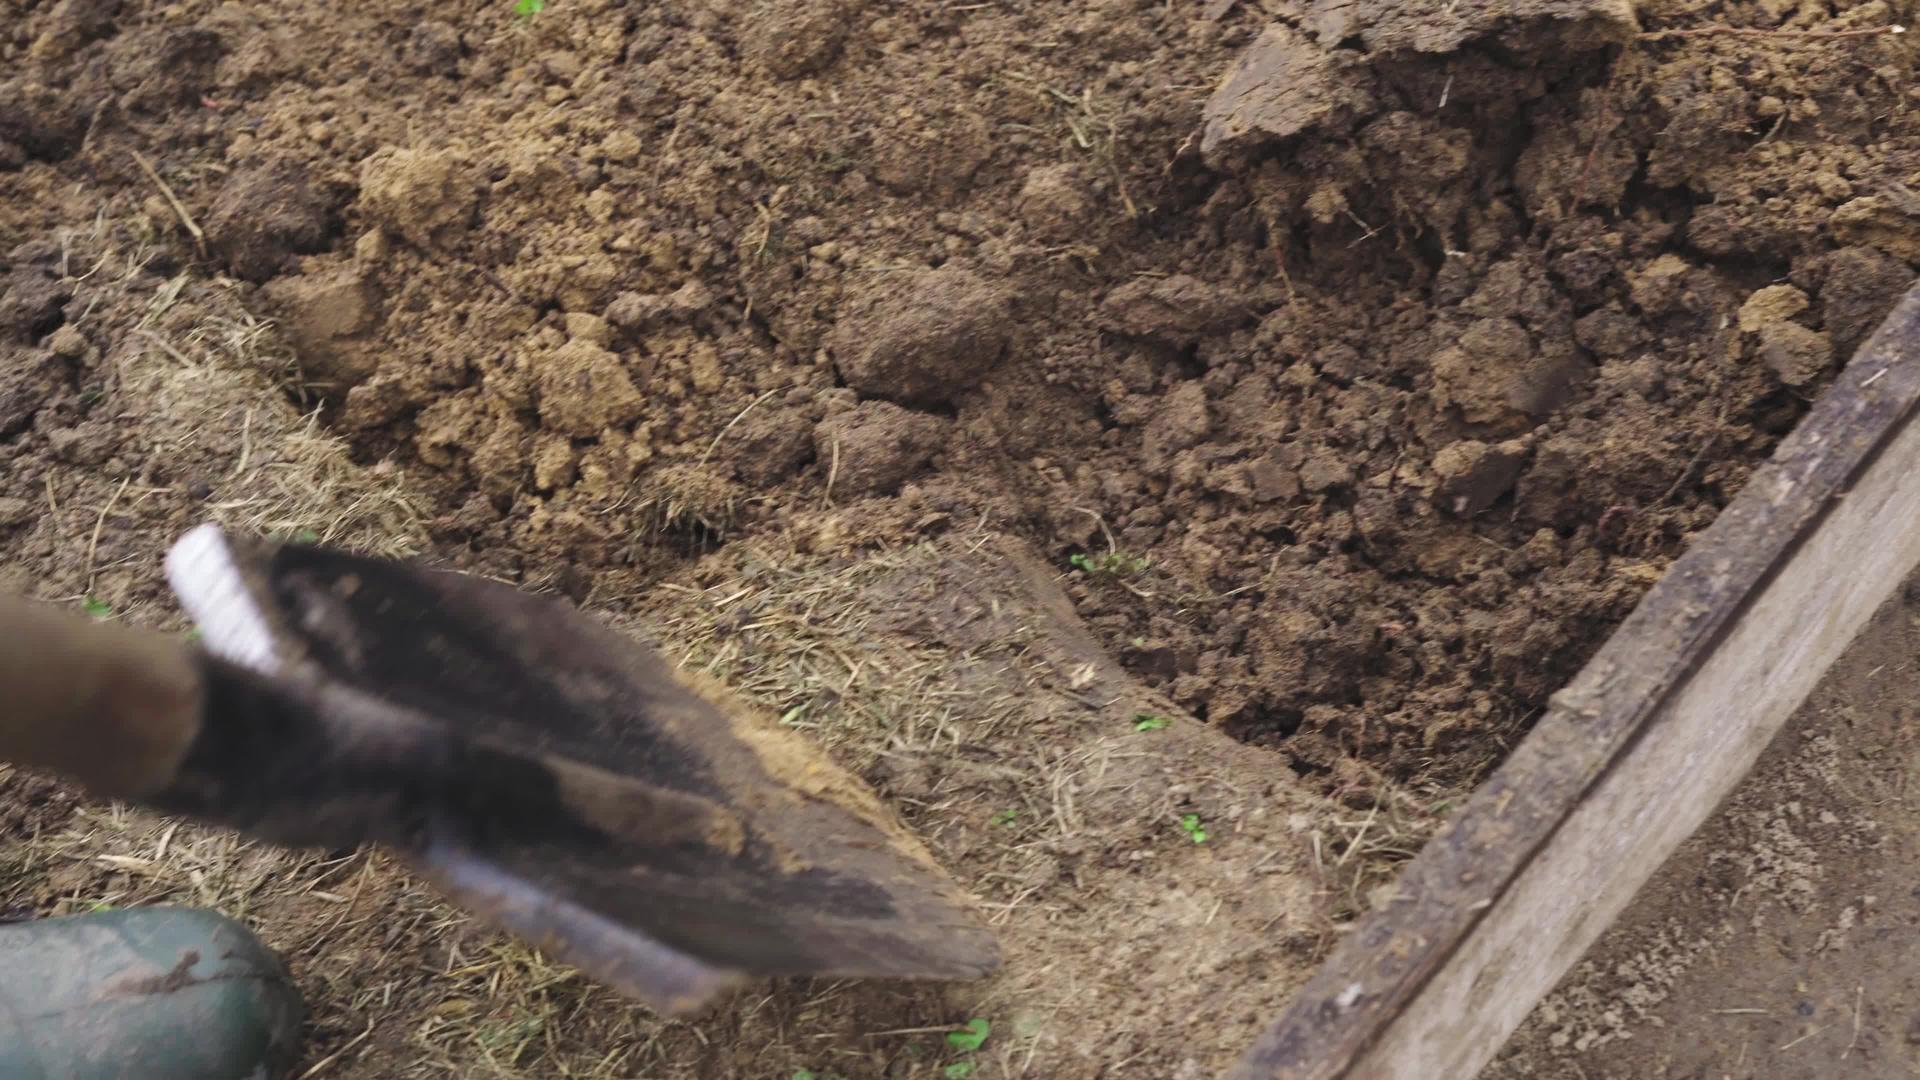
947, 1018, 989, 1052
1069, 551, 1149, 576
792, 1071, 816, 1080
292, 528, 320, 545
1133, 713, 1169, 732
941, 1018, 989, 1078
513, 0, 547, 15
81, 596, 112, 619
991, 809, 1019, 827
1179, 813, 1209, 844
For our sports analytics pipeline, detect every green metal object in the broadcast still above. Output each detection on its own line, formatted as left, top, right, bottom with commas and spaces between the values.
0, 906, 303, 1079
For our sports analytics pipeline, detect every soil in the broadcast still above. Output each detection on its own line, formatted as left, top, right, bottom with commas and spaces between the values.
1493, 571, 1920, 1080
4, 0, 1920, 1075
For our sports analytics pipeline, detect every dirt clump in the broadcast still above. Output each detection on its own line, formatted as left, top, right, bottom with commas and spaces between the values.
829, 267, 1011, 407
260, 265, 381, 388
742, 0, 852, 80
816, 398, 949, 498
531, 337, 648, 437
356, 145, 479, 251
204, 158, 338, 283
1101, 273, 1250, 347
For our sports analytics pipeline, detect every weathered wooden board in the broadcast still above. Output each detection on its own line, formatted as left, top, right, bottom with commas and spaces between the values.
1229, 281, 1920, 1080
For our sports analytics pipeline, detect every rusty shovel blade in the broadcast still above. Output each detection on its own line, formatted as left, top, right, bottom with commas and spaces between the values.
156, 525, 1001, 1015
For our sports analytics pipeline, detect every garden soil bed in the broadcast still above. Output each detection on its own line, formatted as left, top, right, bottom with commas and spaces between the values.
1494, 568, 1920, 1080
3, 0, 1919, 1075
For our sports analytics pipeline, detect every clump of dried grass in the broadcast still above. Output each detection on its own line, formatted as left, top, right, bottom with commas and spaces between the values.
633, 461, 741, 551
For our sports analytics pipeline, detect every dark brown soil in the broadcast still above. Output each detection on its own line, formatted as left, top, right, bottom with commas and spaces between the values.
9, 0, 1915, 790
4, 0, 1920, 1074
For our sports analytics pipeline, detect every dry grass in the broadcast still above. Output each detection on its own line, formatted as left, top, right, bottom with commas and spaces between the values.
1310, 788, 1443, 930
632, 461, 742, 553
6, 213, 1332, 1076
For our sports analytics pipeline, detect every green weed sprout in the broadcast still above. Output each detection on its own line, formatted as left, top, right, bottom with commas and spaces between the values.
1179, 813, 1208, 844
1069, 551, 1149, 575
81, 596, 112, 618
991, 809, 1019, 826
514, 0, 547, 16
942, 1016, 990, 1076
1133, 713, 1169, 732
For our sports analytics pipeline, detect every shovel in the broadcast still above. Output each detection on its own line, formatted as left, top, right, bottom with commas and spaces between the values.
0, 524, 1000, 1015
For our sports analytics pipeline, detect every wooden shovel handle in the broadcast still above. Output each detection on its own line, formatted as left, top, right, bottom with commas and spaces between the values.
0, 595, 203, 800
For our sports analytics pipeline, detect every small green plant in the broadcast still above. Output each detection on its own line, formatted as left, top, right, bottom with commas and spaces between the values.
292, 528, 320, 545
184, 627, 202, 641
1178, 813, 1209, 844
1069, 551, 1149, 576
792, 1071, 815, 1080
942, 1018, 989, 1078
1133, 713, 1169, 732
947, 1018, 989, 1052
81, 596, 112, 618
991, 809, 1019, 826
513, 0, 547, 15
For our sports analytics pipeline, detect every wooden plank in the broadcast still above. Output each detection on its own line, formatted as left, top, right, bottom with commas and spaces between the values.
1229, 281, 1920, 1080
